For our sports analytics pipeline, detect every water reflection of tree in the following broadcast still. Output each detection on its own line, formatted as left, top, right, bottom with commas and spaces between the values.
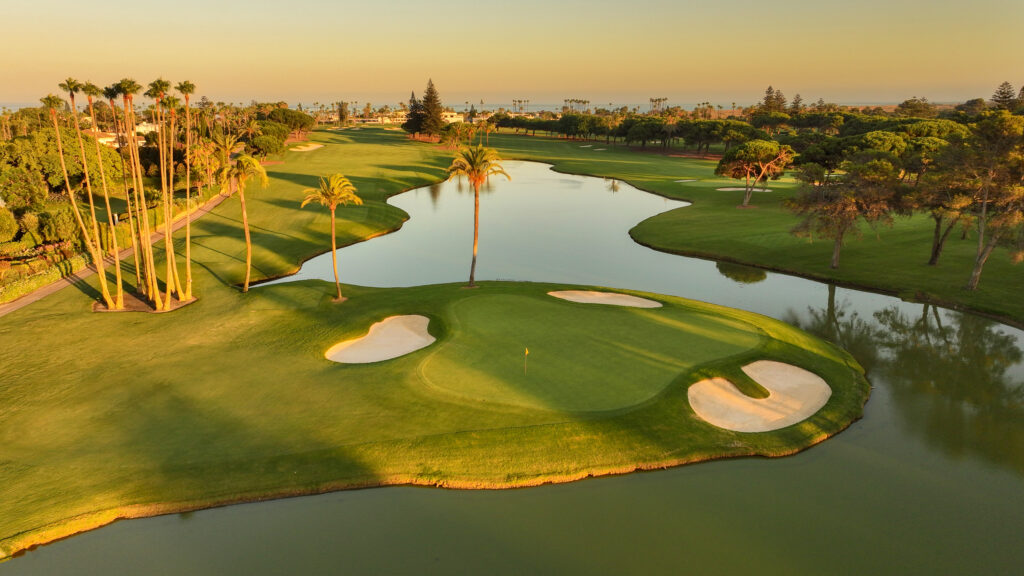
783, 284, 880, 373
874, 304, 1024, 475
715, 261, 767, 284
428, 182, 442, 208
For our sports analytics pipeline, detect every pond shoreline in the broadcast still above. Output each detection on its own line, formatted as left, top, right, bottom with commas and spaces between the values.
2, 410, 864, 563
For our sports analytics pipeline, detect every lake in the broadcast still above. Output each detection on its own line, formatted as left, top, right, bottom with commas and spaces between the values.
7, 161, 1022, 575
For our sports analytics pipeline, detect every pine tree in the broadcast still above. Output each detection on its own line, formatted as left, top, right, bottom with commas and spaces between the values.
762, 86, 776, 112
772, 90, 788, 113
991, 81, 1017, 109
401, 91, 424, 134
789, 93, 804, 114
420, 79, 444, 136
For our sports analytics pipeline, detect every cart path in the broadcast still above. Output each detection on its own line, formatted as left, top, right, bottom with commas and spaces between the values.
0, 192, 231, 318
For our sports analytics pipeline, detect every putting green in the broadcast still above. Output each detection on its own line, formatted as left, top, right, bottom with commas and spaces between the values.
421, 294, 762, 411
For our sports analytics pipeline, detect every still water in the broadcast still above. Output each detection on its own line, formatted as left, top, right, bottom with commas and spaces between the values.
7, 162, 1023, 574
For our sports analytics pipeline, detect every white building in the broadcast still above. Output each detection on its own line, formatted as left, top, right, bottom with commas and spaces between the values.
441, 111, 464, 124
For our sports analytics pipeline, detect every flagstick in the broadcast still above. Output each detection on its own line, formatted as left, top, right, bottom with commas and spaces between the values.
524, 347, 528, 376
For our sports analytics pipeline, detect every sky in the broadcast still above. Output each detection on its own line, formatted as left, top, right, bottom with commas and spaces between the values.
2, 0, 1022, 109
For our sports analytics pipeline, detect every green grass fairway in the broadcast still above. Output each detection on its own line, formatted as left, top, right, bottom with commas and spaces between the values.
422, 294, 762, 411
0, 280, 868, 559
0, 127, 871, 559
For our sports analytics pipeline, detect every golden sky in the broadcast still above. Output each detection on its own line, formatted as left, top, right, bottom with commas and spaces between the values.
3, 0, 1022, 108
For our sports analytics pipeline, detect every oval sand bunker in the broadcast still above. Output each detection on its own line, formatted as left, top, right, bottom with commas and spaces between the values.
326, 315, 435, 363
716, 187, 771, 192
548, 290, 662, 308
688, 360, 832, 432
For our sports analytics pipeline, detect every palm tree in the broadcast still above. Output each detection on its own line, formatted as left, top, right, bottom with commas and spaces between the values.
161, 94, 185, 305
59, 78, 116, 309
211, 129, 241, 180
242, 119, 262, 141
447, 145, 510, 287
41, 94, 113, 308
220, 154, 267, 292
147, 78, 183, 306
176, 81, 196, 300
104, 83, 144, 292
193, 139, 218, 194
481, 122, 496, 144
119, 77, 163, 308
301, 174, 363, 301
83, 81, 125, 308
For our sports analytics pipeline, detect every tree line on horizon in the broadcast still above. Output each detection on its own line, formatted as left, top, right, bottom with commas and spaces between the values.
485, 83, 1024, 291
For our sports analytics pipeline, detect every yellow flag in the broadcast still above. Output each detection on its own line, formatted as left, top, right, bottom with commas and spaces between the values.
525, 347, 529, 356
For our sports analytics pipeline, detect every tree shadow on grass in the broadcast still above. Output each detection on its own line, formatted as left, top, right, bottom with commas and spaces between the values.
102, 381, 382, 514
266, 171, 320, 190
64, 272, 102, 301
210, 211, 305, 243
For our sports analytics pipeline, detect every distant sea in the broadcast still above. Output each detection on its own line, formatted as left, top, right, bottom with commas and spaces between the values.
0, 102, 39, 111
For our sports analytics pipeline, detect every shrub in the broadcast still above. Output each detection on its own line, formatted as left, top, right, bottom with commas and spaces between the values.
0, 206, 18, 242
39, 207, 77, 243
19, 212, 39, 236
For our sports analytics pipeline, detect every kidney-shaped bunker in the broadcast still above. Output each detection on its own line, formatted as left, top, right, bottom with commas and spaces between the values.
326, 315, 435, 364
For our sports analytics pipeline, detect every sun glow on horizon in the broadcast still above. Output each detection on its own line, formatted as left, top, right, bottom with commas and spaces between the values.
2, 0, 1022, 108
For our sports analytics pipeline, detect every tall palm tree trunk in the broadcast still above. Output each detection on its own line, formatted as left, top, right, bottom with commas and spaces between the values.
183, 96, 193, 299
125, 97, 163, 309
48, 110, 109, 306
469, 184, 479, 287
87, 97, 124, 308
68, 96, 115, 308
160, 105, 175, 309
162, 108, 183, 307
330, 208, 341, 300
238, 182, 253, 292
109, 99, 143, 290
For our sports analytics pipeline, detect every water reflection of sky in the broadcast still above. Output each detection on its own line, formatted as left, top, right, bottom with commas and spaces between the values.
270, 160, 1024, 475
11, 161, 1022, 575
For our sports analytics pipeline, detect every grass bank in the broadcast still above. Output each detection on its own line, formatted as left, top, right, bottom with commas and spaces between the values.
0, 280, 868, 560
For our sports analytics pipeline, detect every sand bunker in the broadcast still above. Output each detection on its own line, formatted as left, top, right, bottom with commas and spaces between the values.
675, 179, 697, 183
548, 290, 662, 308
325, 315, 435, 364
580, 144, 593, 148
291, 143, 324, 152
593, 148, 606, 151
688, 360, 832, 432
716, 187, 771, 192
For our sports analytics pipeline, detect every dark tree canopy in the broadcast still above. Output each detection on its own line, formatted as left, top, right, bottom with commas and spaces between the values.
991, 81, 1018, 110
402, 91, 424, 134
955, 98, 989, 116
0, 206, 17, 242
420, 79, 444, 136
895, 96, 938, 118
266, 108, 314, 134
